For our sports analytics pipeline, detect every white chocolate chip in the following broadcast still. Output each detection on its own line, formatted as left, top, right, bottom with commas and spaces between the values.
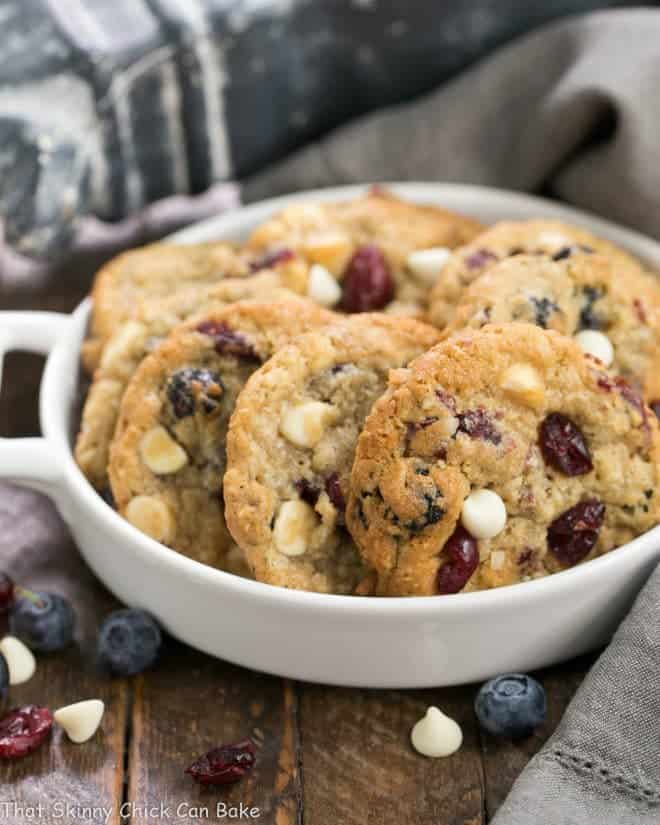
490, 550, 506, 571
139, 426, 188, 475
461, 489, 507, 540
280, 401, 339, 449
501, 363, 545, 407
125, 496, 174, 543
54, 699, 105, 744
0, 636, 36, 685
536, 231, 570, 247
575, 330, 614, 367
273, 500, 317, 556
411, 706, 463, 758
406, 247, 451, 284
307, 264, 342, 307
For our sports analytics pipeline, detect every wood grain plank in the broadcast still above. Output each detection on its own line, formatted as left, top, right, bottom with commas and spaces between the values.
0, 344, 130, 825
480, 655, 594, 820
299, 684, 484, 825
127, 646, 302, 825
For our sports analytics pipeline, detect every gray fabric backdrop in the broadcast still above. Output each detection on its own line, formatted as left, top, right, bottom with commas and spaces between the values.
0, 0, 655, 266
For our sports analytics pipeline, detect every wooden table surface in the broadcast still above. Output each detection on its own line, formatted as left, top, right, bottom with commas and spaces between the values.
0, 255, 595, 824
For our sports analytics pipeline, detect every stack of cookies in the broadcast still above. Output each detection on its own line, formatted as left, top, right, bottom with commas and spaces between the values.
75, 189, 660, 596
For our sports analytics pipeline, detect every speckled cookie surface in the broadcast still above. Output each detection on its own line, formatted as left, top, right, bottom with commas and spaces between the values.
223, 315, 440, 594
442, 253, 660, 399
83, 241, 310, 372
347, 324, 660, 597
108, 300, 335, 572
428, 219, 650, 329
76, 273, 299, 491
247, 189, 483, 316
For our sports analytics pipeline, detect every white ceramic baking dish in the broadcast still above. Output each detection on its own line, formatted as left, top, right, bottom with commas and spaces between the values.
1, 183, 659, 688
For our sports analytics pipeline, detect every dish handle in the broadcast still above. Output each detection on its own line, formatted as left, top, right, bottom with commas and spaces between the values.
0, 311, 70, 496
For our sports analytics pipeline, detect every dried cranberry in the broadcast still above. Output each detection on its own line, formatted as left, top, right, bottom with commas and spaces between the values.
186, 738, 256, 785
0, 573, 15, 613
196, 321, 260, 361
325, 473, 346, 512
295, 478, 320, 507
166, 368, 224, 418
650, 400, 660, 420
547, 499, 605, 566
456, 409, 501, 444
539, 413, 592, 476
436, 525, 478, 594
249, 248, 294, 272
464, 248, 497, 270
0, 706, 53, 759
340, 245, 394, 312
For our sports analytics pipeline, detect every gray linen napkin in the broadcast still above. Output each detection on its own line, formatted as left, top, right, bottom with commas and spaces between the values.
246, 7, 660, 241
491, 562, 660, 825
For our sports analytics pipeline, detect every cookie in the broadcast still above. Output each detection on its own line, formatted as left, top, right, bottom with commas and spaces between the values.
347, 323, 660, 596
223, 315, 441, 594
247, 188, 483, 316
107, 300, 336, 571
428, 219, 650, 329
442, 253, 660, 399
83, 241, 310, 372
76, 272, 299, 491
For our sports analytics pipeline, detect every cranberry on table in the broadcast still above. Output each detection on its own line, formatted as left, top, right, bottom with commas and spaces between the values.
0, 573, 15, 613
0, 705, 53, 759
340, 245, 394, 312
539, 413, 593, 476
436, 525, 479, 594
547, 499, 606, 566
186, 738, 256, 785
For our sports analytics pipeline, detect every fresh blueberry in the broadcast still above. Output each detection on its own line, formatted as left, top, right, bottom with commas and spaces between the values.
0, 653, 9, 702
97, 609, 162, 676
475, 673, 546, 738
9, 591, 76, 652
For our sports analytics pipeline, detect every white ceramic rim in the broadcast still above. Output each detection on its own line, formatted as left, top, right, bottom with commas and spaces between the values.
31, 183, 660, 622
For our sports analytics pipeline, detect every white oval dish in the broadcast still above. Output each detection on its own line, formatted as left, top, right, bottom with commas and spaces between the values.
1, 183, 659, 688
